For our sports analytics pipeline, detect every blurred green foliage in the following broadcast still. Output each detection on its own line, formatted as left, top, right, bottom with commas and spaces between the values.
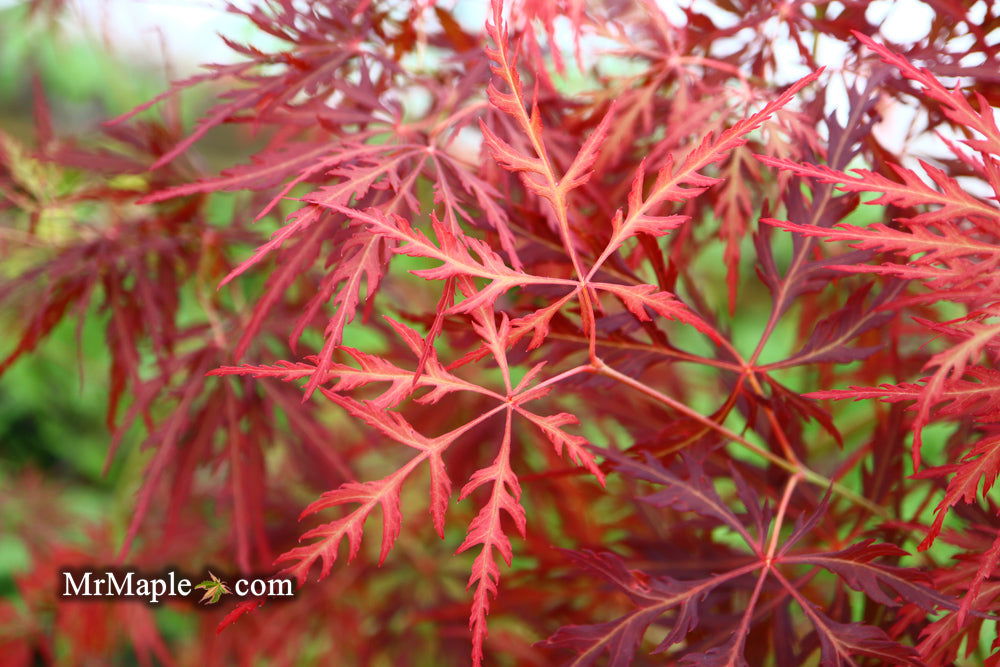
0, 0, 181, 628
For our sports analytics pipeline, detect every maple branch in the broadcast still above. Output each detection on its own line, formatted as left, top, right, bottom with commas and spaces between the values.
769, 568, 865, 666
748, 71, 885, 367
511, 363, 592, 404
584, 69, 822, 282
483, 1, 591, 284
456, 407, 525, 667
212, 349, 505, 407
429, 100, 489, 142
593, 358, 887, 518
723, 565, 771, 662
546, 331, 743, 371
555, 561, 764, 667
767, 473, 802, 564
742, 371, 803, 467
757, 157, 1000, 231
277, 400, 508, 586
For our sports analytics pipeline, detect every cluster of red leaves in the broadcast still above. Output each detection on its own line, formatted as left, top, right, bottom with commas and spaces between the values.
2, 0, 1000, 664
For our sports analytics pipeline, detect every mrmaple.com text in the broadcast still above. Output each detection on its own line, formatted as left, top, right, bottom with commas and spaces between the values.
61, 570, 293, 604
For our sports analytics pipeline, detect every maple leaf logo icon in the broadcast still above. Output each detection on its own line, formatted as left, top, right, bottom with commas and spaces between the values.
194, 572, 232, 605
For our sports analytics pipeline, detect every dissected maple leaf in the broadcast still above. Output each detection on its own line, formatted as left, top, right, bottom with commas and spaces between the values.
194, 572, 233, 605
542, 449, 958, 665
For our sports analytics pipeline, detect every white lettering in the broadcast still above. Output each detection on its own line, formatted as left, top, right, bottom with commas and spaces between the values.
106, 571, 133, 596
150, 579, 166, 604
269, 579, 293, 596
63, 572, 91, 596
60, 570, 293, 603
